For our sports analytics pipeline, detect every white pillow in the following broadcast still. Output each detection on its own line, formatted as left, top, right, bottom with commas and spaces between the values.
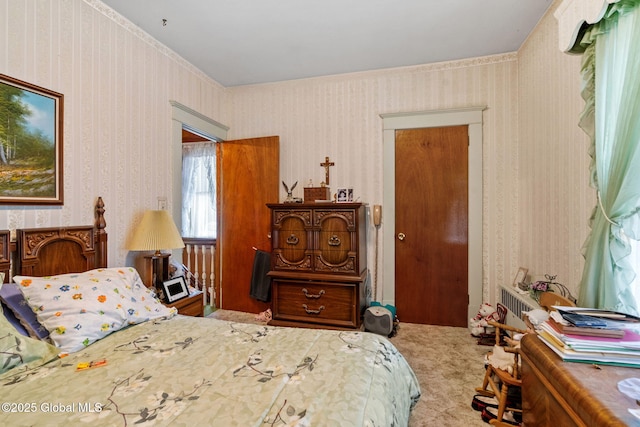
13, 267, 176, 353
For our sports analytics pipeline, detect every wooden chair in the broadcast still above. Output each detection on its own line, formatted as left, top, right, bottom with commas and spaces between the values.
475, 320, 528, 426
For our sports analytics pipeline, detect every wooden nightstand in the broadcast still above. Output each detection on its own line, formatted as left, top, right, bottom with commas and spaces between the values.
166, 291, 204, 317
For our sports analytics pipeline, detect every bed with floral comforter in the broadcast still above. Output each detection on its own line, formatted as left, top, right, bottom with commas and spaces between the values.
0, 315, 420, 426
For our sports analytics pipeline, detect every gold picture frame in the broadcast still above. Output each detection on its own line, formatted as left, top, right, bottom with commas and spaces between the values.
0, 74, 63, 205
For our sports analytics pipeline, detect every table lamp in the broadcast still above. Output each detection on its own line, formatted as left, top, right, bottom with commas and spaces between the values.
127, 210, 185, 290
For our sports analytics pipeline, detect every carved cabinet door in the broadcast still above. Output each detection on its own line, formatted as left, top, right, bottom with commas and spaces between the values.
314, 209, 357, 274
271, 208, 313, 272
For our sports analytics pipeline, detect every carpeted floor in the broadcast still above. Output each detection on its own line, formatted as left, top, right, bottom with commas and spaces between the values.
208, 309, 490, 427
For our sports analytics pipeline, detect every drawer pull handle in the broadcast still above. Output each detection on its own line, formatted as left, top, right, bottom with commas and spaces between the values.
286, 234, 299, 245
302, 304, 325, 315
302, 288, 325, 299
328, 235, 341, 246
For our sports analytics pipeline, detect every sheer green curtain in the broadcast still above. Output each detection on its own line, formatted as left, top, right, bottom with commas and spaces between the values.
577, 0, 640, 314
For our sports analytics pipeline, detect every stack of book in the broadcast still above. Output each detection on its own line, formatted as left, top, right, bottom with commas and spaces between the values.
536, 307, 640, 368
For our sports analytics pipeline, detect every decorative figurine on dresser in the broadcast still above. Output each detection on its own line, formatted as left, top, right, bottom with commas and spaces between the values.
266, 202, 368, 329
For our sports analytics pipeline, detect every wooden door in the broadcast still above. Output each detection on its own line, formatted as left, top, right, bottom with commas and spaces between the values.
218, 136, 279, 313
394, 126, 468, 326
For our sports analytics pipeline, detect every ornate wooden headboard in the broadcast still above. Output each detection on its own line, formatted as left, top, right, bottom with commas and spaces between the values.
6, 197, 108, 279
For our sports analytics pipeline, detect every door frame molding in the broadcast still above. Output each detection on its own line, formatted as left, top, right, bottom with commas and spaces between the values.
380, 107, 485, 324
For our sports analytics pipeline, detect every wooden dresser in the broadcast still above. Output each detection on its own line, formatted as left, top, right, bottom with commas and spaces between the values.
520, 333, 639, 426
266, 203, 368, 329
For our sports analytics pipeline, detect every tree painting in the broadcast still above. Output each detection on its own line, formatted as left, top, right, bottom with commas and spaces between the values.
0, 75, 62, 204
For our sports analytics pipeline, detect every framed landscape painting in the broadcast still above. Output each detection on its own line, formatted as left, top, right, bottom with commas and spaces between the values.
0, 74, 63, 205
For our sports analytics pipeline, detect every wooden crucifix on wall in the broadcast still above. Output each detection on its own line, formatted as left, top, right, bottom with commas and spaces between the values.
320, 156, 335, 185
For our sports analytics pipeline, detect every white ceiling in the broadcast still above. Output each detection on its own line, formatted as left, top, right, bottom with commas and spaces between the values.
102, 0, 553, 87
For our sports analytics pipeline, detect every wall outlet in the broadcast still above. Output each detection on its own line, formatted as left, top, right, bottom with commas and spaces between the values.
157, 197, 167, 210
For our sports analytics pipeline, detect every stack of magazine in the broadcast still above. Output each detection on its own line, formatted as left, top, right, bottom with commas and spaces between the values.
537, 306, 640, 368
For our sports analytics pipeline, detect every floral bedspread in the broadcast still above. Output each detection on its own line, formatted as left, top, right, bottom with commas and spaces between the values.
0, 316, 420, 426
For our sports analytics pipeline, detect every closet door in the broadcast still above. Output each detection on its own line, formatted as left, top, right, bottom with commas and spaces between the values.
395, 126, 468, 326
218, 136, 279, 313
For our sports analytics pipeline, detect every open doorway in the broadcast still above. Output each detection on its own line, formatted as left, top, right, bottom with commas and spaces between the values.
180, 127, 218, 311
171, 102, 280, 314
171, 101, 228, 311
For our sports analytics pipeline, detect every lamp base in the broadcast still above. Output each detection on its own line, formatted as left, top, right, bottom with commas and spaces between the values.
142, 253, 171, 289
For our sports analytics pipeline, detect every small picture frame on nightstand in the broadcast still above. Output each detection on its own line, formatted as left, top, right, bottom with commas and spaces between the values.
162, 276, 189, 303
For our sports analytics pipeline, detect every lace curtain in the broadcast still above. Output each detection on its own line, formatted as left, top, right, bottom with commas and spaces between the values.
182, 142, 216, 238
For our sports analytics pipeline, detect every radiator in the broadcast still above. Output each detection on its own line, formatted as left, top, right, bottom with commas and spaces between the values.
500, 285, 539, 329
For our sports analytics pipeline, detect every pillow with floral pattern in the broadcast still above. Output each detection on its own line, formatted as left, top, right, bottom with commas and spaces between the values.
98, 267, 178, 324
13, 268, 176, 353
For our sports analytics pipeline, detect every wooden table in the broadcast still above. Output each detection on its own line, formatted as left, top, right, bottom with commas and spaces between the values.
520, 333, 640, 426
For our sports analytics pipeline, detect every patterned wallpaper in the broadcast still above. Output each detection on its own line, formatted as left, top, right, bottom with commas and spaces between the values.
0, 0, 591, 305
518, 1, 592, 298
0, 0, 229, 266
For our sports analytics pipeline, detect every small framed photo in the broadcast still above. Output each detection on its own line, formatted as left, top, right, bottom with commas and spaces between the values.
337, 188, 348, 202
162, 276, 189, 303
336, 188, 353, 203
513, 267, 528, 289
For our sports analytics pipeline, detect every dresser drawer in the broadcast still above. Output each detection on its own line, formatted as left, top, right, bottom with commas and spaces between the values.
271, 279, 359, 328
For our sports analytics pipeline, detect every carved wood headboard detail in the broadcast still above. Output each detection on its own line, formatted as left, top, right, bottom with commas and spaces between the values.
0, 230, 10, 283
8, 197, 108, 279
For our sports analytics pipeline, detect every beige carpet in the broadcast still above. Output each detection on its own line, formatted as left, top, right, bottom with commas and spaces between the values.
208, 309, 490, 426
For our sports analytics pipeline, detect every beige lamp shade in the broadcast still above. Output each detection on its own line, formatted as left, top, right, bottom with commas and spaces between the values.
127, 210, 184, 254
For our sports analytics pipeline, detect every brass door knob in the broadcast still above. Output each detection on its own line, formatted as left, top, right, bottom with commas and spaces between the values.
397, 232, 406, 241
